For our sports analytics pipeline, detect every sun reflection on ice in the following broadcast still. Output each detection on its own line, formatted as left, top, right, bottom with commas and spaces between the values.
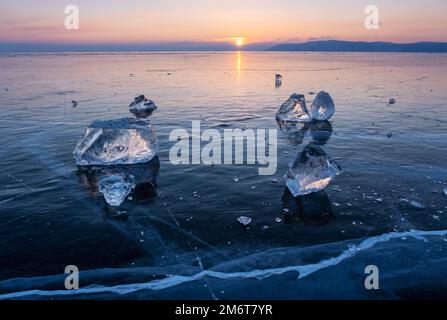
235, 51, 243, 78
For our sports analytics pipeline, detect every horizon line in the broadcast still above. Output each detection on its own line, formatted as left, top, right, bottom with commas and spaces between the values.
2, 39, 447, 53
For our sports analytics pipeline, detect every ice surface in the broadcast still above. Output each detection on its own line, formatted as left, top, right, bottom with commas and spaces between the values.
73, 118, 158, 166
98, 174, 135, 206
285, 143, 342, 197
129, 95, 158, 118
2, 229, 446, 299
310, 91, 335, 121
410, 200, 425, 209
276, 93, 311, 123
282, 189, 333, 225
309, 120, 333, 145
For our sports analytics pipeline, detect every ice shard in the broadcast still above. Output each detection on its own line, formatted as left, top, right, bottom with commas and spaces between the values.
98, 173, 135, 206
73, 118, 158, 166
310, 91, 335, 121
285, 143, 342, 197
129, 95, 158, 118
237, 216, 252, 226
275, 93, 312, 123
275, 74, 282, 87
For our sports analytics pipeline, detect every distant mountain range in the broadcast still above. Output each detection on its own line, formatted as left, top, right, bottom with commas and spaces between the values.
266, 40, 447, 52
1, 40, 447, 53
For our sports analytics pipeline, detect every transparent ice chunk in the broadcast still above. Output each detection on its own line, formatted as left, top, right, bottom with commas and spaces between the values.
99, 173, 135, 207
276, 93, 312, 123
310, 91, 335, 121
237, 216, 252, 226
285, 143, 342, 197
129, 95, 158, 118
275, 74, 282, 87
74, 118, 158, 166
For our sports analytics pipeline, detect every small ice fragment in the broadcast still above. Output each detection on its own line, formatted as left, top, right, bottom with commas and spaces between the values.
410, 200, 425, 209
72, 100, 78, 108
271, 178, 278, 183
389, 98, 396, 104
283, 208, 290, 213
232, 177, 239, 183
237, 216, 252, 226
310, 91, 335, 121
275, 217, 282, 223
443, 187, 447, 196
275, 74, 282, 87
275, 93, 311, 123
129, 95, 158, 118
285, 143, 342, 197
376, 198, 383, 202
73, 118, 158, 166
99, 174, 135, 207
433, 215, 440, 220
262, 225, 269, 230
348, 244, 357, 252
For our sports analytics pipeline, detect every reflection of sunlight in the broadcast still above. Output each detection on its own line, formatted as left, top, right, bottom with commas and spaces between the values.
236, 51, 242, 75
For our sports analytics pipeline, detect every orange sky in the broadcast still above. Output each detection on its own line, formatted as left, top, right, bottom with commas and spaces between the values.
1, 0, 446, 45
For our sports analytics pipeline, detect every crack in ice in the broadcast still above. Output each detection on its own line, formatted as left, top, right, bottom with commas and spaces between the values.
1, 229, 446, 299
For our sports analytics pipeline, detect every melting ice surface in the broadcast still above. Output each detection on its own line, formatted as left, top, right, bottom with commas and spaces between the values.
73, 118, 158, 166
276, 93, 312, 123
98, 174, 135, 207
285, 143, 342, 197
310, 91, 335, 121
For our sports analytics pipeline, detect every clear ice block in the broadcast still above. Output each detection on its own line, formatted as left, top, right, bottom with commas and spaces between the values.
285, 143, 341, 197
310, 91, 335, 121
276, 93, 312, 123
73, 118, 158, 166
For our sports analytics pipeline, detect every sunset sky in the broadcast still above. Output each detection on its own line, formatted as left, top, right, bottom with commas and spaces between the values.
0, 0, 446, 49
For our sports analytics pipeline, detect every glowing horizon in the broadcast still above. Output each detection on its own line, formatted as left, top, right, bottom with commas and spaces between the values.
1, 0, 446, 47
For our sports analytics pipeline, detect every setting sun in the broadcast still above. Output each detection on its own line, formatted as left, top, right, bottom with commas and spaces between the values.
229, 37, 245, 47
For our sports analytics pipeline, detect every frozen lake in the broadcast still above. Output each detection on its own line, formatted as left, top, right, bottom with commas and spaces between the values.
0, 52, 446, 299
